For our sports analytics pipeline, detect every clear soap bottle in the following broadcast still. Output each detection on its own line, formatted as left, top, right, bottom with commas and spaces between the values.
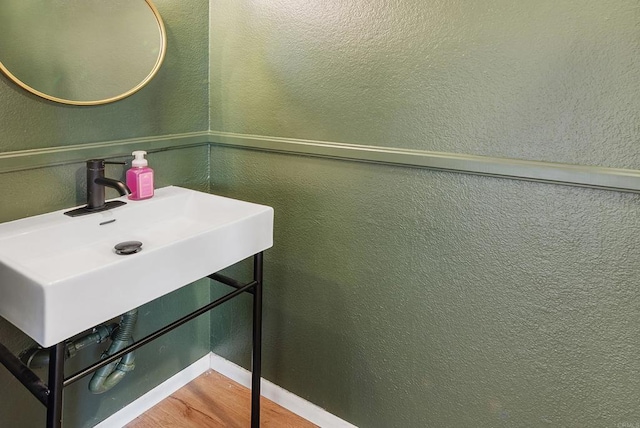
126, 151, 154, 200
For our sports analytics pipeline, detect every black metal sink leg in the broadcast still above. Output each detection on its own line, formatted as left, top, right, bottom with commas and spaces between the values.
251, 252, 263, 428
46, 343, 64, 428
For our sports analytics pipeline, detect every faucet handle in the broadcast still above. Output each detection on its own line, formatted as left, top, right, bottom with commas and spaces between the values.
87, 159, 105, 170
104, 161, 126, 166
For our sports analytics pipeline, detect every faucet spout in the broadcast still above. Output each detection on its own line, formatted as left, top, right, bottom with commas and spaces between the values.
94, 177, 131, 197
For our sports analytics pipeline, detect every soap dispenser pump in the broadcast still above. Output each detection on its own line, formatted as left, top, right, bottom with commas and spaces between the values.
126, 151, 154, 200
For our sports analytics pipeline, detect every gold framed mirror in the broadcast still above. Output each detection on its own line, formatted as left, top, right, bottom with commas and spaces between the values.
0, 0, 167, 106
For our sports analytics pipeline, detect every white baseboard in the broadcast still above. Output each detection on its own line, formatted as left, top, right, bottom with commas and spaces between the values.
95, 354, 211, 428
209, 353, 357, 428
95, 352, 357, 428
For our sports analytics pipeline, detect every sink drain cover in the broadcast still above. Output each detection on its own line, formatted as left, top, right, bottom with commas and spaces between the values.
114, 241, 143, 255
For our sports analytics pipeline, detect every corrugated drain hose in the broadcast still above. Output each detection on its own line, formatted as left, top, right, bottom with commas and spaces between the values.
88, 309, 138, 394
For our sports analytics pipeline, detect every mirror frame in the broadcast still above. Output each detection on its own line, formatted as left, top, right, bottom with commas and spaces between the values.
0, 0, 167, 106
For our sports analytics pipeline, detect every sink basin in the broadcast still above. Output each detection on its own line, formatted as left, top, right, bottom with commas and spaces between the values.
0, 186, 273, 347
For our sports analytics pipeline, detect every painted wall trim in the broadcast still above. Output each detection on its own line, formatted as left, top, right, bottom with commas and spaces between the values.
209, 131, 640, 194
0, 131, 210, 173
209, 353, 358, 428
4, 129, 640, 194
93, 352, 356, 428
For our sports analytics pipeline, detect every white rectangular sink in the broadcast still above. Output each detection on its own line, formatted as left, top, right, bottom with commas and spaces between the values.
0, 186, 273, 347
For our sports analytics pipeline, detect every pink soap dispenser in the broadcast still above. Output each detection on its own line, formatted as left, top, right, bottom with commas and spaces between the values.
126, 151, 154, 200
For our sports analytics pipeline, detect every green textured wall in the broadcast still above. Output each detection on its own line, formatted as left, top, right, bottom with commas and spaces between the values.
210, 0, 639, 168
0, 1, 211, 427
209, 1, 640, 427
2, 0, 639, 427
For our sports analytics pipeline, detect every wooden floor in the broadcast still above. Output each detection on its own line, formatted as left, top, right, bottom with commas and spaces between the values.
126, 370, 318, 428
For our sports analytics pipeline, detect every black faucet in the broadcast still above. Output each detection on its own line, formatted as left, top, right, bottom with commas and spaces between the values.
64, 159, 131, 217
86, 159, 130, 209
